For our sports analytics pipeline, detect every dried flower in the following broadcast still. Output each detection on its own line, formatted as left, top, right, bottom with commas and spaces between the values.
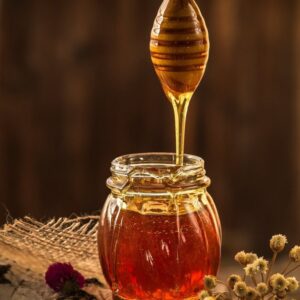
204, 275, 217, 290
244, 263, 258, 276
199, 290, 210, 299
289, 246, 300, 262
256, 282, 268, 296
233, 281, 247, 297
245, 252, 258, 265
253, 257, 268, 274
234, 251, 247, 265
245, 287, 259, 300
269, 273, 288, 292
270, 234, 287, 253
286, 277, 299, 292
227, 274, 242, 289
197, 234, 299, 300
45, 262, 85, 294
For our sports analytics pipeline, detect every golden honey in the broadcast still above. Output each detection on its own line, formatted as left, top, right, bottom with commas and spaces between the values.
150, 0, 209, 164
98, 153, 221, 300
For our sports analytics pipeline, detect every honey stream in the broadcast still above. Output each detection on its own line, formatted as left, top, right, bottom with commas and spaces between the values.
150, 0, 209, 164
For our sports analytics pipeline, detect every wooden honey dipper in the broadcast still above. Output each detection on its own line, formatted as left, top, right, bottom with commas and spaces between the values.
150, 0, 209, 164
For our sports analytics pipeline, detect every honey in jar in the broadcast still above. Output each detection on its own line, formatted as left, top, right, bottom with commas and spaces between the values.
98, 153, 221, 300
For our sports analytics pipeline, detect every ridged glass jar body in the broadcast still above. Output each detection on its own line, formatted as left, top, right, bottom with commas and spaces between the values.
98, 153, 221, 300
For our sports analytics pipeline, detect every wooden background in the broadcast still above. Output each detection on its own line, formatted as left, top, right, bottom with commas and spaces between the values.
0, 0, 300, 255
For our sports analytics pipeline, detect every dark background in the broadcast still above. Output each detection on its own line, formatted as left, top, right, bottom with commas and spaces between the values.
0, 0, 300, 256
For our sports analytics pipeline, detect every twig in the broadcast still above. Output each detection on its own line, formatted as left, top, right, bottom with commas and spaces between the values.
266, 252, 277, 282
281, 260, 292, 274
251, 275, 257, 286
216, 280, 233, 298
285, 264, 300, 276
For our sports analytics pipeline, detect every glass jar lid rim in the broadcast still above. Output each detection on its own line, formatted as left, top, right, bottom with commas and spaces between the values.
111, 152, 205, 177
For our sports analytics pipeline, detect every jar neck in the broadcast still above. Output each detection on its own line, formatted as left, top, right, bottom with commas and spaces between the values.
107, 153, 210, 194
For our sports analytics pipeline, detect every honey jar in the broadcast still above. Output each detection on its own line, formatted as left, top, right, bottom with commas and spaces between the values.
98, 153, 221, 300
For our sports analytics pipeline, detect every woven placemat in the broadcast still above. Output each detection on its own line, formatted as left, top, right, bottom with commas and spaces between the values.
0, 216, 112, 300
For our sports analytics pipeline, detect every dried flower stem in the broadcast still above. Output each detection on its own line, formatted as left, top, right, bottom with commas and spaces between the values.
216, 279, 234, 298
216, 279, 228, 288
281, 260, 292, 274
252, 275, 258, 286
266, 294, 274, 300
215, 292, 228, 299
285, 263, 300, 276
216, 280, 230, 292
266, 252, 277, 282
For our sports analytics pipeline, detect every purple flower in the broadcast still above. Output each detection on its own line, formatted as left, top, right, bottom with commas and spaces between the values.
45, 263, 85, 293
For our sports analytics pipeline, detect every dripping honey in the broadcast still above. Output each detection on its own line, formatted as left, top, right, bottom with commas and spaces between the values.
150, 0, 209, 163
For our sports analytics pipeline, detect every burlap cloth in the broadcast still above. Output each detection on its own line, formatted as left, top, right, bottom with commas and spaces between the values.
0, 216, 112, 300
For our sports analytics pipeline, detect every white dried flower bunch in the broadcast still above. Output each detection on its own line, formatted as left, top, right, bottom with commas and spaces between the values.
199, 234, 300, 300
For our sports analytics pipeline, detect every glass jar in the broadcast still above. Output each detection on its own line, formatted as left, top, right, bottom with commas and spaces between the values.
98, 153, 221, 300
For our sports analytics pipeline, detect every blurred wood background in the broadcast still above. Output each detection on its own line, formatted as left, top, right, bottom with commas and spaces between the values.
0, 0, 300, 254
